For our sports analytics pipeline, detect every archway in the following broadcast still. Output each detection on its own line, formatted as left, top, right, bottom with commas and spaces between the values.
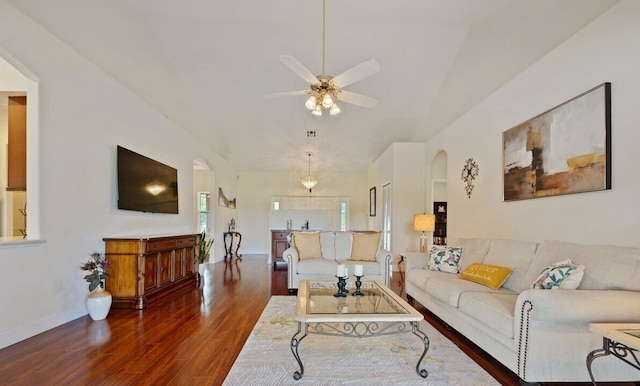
431, 150, 448, 245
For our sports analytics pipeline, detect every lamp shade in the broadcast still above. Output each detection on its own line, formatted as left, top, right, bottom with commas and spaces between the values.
413, 214, 435, 232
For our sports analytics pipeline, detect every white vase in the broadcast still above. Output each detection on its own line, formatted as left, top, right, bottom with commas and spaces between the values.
87, 286, 112, 321
199, 263, 206, 278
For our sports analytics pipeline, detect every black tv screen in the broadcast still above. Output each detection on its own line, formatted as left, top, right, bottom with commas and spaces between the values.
117, 146, 179, 214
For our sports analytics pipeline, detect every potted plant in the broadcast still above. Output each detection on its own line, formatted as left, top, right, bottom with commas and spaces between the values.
198, 231, 214, 278
80, 252, 112, 320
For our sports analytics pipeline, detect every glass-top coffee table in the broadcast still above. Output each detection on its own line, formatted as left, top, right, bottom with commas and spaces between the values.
290, 279, 429, 380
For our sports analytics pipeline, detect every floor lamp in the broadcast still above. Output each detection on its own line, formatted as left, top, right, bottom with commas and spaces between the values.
413, 214, 435, 253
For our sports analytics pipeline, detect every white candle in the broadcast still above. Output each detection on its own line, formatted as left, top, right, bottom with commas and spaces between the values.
344, 268, 348, 278
336, 264, 345, 277
354, 264, 363, 277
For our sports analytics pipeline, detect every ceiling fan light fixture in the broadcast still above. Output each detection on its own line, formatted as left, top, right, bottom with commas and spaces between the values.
305, 95, 317, 110
322, 94, 333, 108
330, 102, 340, 116
311, 104, 323, 116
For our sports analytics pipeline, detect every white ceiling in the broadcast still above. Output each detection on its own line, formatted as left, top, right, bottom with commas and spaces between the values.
7, 0, 618, 173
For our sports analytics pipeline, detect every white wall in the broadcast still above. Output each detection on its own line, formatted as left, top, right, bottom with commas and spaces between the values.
0, 2, 236, 348
236, 171, 367, 254
425, 0, 640, 247
368, 142, 426, 262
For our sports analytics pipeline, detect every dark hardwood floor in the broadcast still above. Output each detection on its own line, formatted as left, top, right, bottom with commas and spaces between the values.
0, 255, 634, 385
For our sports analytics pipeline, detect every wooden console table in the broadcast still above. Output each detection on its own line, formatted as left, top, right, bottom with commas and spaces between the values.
223, 231, 242, 261
103, 234, 199, 309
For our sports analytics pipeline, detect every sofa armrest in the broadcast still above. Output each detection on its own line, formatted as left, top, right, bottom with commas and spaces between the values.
516, 289, 640, 324
375, 249, 393, 287
513, 288, 640, 381
283, 247, 298, 289
404, 253, 429, 271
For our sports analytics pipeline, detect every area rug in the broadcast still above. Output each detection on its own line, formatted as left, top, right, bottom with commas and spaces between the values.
223, 296, 499, 385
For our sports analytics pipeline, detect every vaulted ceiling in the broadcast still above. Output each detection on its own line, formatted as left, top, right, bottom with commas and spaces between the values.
8, 0, 618, 173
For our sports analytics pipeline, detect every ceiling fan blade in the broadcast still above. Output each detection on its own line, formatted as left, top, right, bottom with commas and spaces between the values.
331, 59, 381, 88
279, 56, 320, 85
337, 90, 378, 108
264, 90, 309, 99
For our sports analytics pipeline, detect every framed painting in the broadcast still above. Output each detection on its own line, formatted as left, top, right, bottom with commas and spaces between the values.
503, 83, 611, 201
369, 187, 376, 217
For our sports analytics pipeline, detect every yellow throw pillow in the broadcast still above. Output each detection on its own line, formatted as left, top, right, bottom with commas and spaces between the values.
349, 232, 381, 262
292, 232, 322, 261
459, 263, 513, 290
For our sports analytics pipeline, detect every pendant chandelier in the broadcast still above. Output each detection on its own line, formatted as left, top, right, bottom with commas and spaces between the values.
301, 153, 318, 191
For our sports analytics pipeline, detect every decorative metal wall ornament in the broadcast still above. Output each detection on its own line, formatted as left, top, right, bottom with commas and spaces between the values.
461, 158, 479, 198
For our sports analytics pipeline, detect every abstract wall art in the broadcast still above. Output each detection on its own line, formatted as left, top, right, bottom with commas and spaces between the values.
503, 83, 611, 201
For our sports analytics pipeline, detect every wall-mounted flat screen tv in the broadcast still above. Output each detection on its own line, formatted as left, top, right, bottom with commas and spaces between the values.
117, 146, 179, 214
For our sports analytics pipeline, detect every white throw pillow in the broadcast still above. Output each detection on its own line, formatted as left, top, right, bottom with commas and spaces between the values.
426, 245, 463, 273
531, 259, 585, 290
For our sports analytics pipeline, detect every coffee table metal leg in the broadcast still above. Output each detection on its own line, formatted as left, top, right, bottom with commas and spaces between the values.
586, 347, 608, 385
412, 321, 430, 378
290, 321, 308, 380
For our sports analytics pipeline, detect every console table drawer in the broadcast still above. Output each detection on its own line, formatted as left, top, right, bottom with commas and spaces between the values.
272, 231, 288, 240
176, 236, 196, 247
147, 239, 177, 252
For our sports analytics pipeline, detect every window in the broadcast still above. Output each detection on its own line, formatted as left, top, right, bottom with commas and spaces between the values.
198, 192, 210, 233
339, 199, 349, 231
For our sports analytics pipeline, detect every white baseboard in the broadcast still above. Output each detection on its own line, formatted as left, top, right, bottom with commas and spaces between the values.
0, 305, 86, 349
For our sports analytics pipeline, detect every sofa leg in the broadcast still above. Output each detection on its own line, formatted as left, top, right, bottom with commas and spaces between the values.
288, 289, 298, 295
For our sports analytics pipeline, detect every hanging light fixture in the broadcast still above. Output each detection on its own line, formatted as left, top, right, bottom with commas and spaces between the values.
307, 0, 340, 117
301, 152, 318, 192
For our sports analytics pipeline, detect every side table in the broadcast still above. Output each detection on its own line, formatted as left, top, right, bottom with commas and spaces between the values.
587, 323, 640, 385
223, 231, 242, 261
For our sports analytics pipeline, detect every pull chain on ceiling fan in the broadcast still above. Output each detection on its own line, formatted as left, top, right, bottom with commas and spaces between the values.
265, 0, 381, 117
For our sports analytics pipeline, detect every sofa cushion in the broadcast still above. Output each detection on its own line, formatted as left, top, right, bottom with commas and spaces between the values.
454, 238, 491, 270
319, 232, 336, 260
459, 263, 513, 290
458, 292, 518, 339
292, 232, 322, 261
296, 259, 337, 275
523, 240, 640, 291
335, 232, 353, 261
531, 259, 585, 290
482, 239, 538, 292
428, 245, 463, 273
425, 275, 512, 307
349, 232, 381, 262
406, 267, 453, 291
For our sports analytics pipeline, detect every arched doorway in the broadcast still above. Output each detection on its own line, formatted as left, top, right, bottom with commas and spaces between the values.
431, 150, 447, 245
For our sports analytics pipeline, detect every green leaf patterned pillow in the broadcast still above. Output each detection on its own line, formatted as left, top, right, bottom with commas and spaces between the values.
427, 246, 463, 273
531, 259, 585, 289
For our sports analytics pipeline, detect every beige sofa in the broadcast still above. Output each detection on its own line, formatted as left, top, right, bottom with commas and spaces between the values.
283, 231, 392, 291
405, 238, 640, 384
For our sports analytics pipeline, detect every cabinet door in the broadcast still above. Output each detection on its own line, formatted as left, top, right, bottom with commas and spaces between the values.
185, 246, 196, 275
159, 251, 172, 286
274, 240, 288, 259
174, 248, 185, 280
144, 254, 158, 291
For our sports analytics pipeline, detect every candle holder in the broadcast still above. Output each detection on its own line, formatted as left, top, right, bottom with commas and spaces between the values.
333, 276, 348, 297
352, 275, 364, 296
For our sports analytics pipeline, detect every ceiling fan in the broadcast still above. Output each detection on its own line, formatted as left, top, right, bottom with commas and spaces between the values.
265, 0, 381, 117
